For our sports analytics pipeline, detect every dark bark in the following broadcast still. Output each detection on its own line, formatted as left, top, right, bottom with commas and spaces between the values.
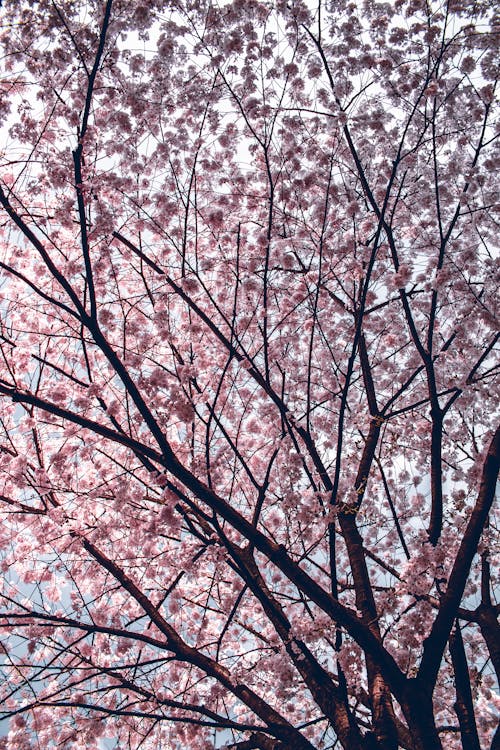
401, 683, 443, 750
449, 622, 481, 750
477, 604, 500, 685
419, 425, 500, 686
477, 551, 500, 683
81, 538, 317, 750
427, 402, 443, 546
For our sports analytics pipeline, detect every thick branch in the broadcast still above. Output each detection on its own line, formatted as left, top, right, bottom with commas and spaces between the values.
81, 536, 316, 750
419, 425, 500, 685
449, 622, 481, 750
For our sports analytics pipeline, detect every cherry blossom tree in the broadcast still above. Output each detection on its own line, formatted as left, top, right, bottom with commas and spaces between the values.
0, 0, 498, 748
